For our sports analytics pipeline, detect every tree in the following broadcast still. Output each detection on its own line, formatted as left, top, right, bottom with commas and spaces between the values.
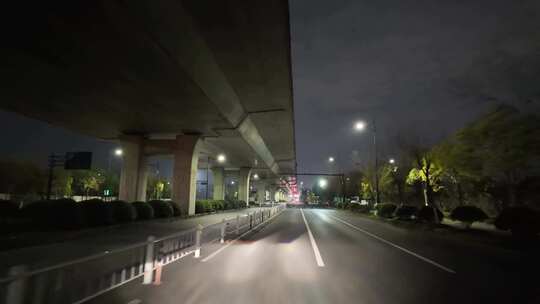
74, 169, 105, 198
438, 105, 540, 209
405, 147, 444, 223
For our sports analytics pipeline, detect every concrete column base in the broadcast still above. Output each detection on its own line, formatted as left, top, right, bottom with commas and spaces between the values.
238, 167, 252, 206
172, 135, 201, 216
212, 167, 225, 201
119, 136, 147, 202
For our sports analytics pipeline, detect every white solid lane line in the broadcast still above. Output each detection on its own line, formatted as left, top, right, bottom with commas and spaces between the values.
326, 213, 456, 274
300, 209, 325, 267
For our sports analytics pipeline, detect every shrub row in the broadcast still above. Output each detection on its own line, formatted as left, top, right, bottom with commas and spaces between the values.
195, 199, 246, 214
3, 199, 183, 230
341, 201, 540, 237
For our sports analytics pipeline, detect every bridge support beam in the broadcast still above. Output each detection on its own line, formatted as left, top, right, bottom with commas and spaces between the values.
119, 136, 147, 202
172, 135, 202, 216
255, 181, 267, 204
238, 167, 252, 206
212, 167, 225, 201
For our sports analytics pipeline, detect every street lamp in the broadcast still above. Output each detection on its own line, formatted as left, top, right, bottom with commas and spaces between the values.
389, 158, 395, 164
353, 119, 380, 205
217, 154, 226, 163
328, 156, 335, 163
354, 121, 366, 131
253, 173, 259, 180
108, 148, 123, 172
318, 178, 328, 189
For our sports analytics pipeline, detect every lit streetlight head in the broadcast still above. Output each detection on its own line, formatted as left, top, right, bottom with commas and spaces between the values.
231, 181, 235, 185
328, 156, 335, 163
318, 178, 328, 189
114, 148, 123, 156
389, 158, 395, 164
217, 154, 226, 163
354, 121, 366, 131
253, 173, 259, 180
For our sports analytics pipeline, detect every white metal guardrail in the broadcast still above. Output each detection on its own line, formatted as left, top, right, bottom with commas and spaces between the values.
0, 204, 286, 304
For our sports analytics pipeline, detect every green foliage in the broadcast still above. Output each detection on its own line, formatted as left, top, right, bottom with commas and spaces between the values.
0, 160, 45, 197
495, 207, 540, 237
82, 199, 115, 226
166, 201, 182, 216
394, 205, 418, 220
417, 206, 443, 222
148, 200, 174, 218
0, 200, 20, 220
110, 200, 137, 222
437, 105, 540, 207
350, 203, 370, 213
132, 201, 154, 220
376, 203, 397, 218
22, 199, 85, 229
450, 206, 488, 224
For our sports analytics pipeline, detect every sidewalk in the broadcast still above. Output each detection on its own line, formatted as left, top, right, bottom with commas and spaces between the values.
0, 207, 264, 273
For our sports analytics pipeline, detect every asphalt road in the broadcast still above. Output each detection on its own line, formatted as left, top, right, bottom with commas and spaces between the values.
88, 208, 539, 304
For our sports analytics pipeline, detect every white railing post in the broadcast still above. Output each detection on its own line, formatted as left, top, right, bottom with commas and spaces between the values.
5, 265, 27, 304
143, 236, 155, 285
235, 215, 240, 235
194, 224, 203, 258
220, 219, 226, 243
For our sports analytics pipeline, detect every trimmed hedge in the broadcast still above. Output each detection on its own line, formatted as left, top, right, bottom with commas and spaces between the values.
111, 200, 137, 222
148, 200, 174, 218
196, 199, 243, 214
166, 201, 182, 217
22, 199, 85, 229
132, 201, 154, 220
82, 199, 115, 226
376, 203, 397, 218
395, 205, 418, 220
417, 206, 443, 222
0, 200, 20, 219
495, 206, 540, 237
451, 206, 488, 226
350, 203, 370, 213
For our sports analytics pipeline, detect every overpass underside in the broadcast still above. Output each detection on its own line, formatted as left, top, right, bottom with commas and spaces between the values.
0, 1, 296, 214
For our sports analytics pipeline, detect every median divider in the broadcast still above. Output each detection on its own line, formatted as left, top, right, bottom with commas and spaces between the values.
0, 204, 286, 304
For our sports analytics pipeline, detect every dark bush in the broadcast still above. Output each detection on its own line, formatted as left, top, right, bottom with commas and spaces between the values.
417, 206, 444, 222
495, 206, 540, 237
0, 200, 20, 219
22, 199, 85, 229
350, 203, 370, 213
166, 201, 182, 217
132, 201, 154, 220
110, 200, 137, 222
376, 203, 397, 218
395, 205, 418, 220
196, 200, 210, 213
148, 200, 174, 218
82, 199, 115, 226
451, 206, 488, 226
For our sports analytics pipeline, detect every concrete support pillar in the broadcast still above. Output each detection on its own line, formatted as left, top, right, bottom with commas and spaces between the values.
172, 135, 201, 216
269, 188, 276, 202
119, 136, 147, 202
212, 167, 225, 201
238, 167, 252, 206
256, 181, 266, 204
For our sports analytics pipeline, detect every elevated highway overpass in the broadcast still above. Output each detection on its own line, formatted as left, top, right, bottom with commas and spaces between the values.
0, 0, 296, 214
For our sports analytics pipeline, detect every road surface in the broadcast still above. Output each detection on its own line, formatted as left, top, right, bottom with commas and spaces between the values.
88, 208, 539, 304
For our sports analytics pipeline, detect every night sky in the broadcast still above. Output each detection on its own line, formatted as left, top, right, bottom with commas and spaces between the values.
1, 0, 540, 181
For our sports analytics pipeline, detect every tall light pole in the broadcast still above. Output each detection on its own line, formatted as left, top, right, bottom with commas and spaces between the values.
354, 119, 380, 205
